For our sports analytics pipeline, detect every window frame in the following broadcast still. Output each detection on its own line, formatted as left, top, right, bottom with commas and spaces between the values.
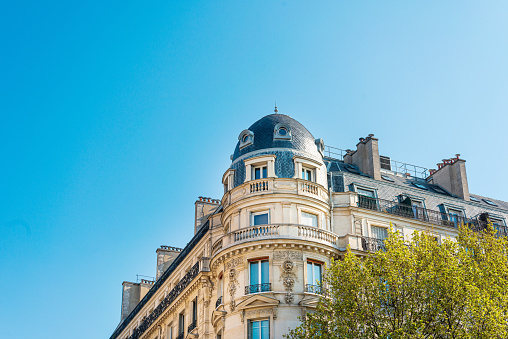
301, 211, 318, 227
244, 155, 277, 182
301, 166, 315, 182
293, 156, 321, 183
253, 165, 268, 180
250, 210, 270, 226
248, 319, 270, 339
306, 259, 323, 288
239, 129, 254, 149
248, 258, 270, 294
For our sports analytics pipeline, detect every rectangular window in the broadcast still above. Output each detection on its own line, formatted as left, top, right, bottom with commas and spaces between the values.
371, 226, 388, 240
169, 325, 173, 339
249, 319, 269, 339
248, 259, 269, 293
192, 298, 197, 323
178, 313, 185, 336
448, 208, 463, 224
307, 261, 322, 286
251, 211, 269, 226
301, 212, 318, 227
302, 167, 314, 181
357, 188, 375, 197
254, 166, 267, 180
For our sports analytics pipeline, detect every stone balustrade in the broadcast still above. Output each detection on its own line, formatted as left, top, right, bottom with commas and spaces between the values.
222, 178, 329, 207
211, 224, 339, 254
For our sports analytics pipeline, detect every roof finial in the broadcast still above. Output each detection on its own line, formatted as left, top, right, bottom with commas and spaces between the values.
274, 102, 278, 114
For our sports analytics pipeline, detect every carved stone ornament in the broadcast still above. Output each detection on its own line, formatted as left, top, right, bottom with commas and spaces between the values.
280, 260, 297, 304
225, 256, 243, 270
273, 250, 303, 261
228, 268, 239, 312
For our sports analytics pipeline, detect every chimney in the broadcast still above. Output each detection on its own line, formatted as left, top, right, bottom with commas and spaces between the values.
427, 154, 469, 200
156, 246, 182, 280
344, 134, 381, 180
120, 280, 152, 321
194, 197, 220, 234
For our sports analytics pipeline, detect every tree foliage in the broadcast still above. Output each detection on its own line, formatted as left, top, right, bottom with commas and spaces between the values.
285, 224, 508, 339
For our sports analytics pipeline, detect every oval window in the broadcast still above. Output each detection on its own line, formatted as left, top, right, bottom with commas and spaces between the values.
242, 134, 249, 142
278, 127, 287, 136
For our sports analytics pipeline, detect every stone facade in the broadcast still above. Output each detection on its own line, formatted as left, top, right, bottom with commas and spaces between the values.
110, 113, 507, 339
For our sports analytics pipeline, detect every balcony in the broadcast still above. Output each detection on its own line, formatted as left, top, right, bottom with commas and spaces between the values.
215, 296, 223, 309
357, 197, 477, 229
222, 177, 329, 208
304, 284, 324, 295
211, 224, 340, 256
245, 283, 272, 295
188, 320, 196, 333
362, 236, 386, 252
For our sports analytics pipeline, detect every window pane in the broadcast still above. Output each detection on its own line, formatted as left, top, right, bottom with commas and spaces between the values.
372, 226, 388, 240
307, 262, 312, 284
261, 260, 269, 284
250, 261, 259, 285
357, 188, 375, 197
261, 320, 269, 339
254, 168, 261, 180
306, 170, 312, 181
253, 213, 268, 225
314, 264, 321, 284
262, 167, 267, 178
301, 212, 318, 227
250, 321, 260, 339
301, 168, 305, 179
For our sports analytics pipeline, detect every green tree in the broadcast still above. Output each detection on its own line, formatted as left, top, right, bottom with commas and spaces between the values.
285, 224, 508, 339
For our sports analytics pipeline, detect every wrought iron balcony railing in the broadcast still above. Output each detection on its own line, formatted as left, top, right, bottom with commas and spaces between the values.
245, 283, 271, 295
357, 197, 477, 229
188, 320, 196, 333
215, 296, 223, 309
362, 236, 386, 252
305, 284, 323, 295
176, 333, 184, 339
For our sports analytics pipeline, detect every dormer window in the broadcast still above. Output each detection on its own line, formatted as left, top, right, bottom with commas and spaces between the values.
239, 130, 254, 149
274, 123, 292, 140
293, 156, 321, 184
244, 155, 277, 182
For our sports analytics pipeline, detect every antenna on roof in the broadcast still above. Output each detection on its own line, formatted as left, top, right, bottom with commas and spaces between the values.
274, 102, 278, 114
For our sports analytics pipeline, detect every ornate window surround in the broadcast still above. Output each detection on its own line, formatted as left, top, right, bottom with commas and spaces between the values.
244, 155, 277, 182
239, 130, 254, 149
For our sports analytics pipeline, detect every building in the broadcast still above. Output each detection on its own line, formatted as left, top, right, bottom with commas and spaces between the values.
109, 110, 508, 339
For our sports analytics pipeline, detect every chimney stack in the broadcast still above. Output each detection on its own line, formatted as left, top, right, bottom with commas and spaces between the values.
194, 197, 220, 234
343, 134, 381, 180
427, 154, 470, 200
156, 246, 182, 280
120, 280, 153, 321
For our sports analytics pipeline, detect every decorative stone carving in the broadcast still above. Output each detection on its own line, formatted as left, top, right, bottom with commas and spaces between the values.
280, 260, 297, 304
228, 268, 239, 311
225, 256, 243, 270
273, 250, 303, 261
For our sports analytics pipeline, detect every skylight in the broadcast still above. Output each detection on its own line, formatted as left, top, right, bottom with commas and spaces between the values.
483, 199, 497, 206
431, 186, 448, 195
411, 182, 428, 190
470, 196, 480, 203
381, 175, 394, 182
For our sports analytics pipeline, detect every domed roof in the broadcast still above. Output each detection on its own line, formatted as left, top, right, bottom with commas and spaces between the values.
231, 114, 321, 161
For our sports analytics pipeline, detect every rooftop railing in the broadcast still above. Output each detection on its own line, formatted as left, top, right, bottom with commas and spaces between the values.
357, 196, 477, 229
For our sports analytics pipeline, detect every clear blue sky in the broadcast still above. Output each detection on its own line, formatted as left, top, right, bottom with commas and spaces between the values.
1, 1, 507, 338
